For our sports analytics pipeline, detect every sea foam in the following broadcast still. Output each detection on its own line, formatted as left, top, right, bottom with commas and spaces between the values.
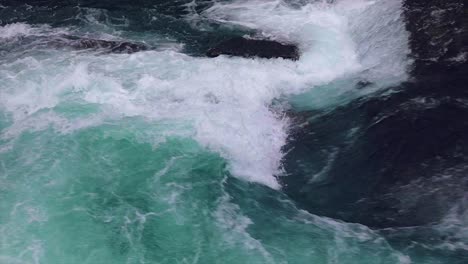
0, 0, 409, 189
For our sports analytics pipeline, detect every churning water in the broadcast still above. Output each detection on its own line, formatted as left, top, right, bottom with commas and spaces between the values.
0, 0, 466, 263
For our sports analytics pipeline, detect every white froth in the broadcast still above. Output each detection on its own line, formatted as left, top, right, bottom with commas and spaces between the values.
0, 22, 72, 41
0, 0, 410, 189
214, 193, 274, 261
335, 0, 410, 83
0, 23, 33, 39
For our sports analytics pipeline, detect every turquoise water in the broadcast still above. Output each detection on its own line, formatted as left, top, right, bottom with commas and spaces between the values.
0, 122, 408, 263
0, 0, 466, 263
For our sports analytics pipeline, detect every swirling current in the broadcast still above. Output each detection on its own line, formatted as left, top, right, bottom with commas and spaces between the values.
0, 0, 467, 263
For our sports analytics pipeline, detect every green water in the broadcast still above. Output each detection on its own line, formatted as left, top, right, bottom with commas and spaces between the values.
0, 120, 408, 263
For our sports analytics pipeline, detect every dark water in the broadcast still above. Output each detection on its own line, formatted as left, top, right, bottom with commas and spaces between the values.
0, 0, 467, 263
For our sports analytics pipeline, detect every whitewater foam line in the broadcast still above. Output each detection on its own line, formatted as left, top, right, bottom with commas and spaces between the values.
0, 0, 409, 189
0, 47, 346, 189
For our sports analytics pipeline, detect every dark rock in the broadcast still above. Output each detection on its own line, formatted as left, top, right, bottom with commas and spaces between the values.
206, 37, 299, 60
50, 35, 150, 54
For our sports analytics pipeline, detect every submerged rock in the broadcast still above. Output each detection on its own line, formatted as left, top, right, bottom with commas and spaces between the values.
206, 37, 300, 60
50, 35, 150, 54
